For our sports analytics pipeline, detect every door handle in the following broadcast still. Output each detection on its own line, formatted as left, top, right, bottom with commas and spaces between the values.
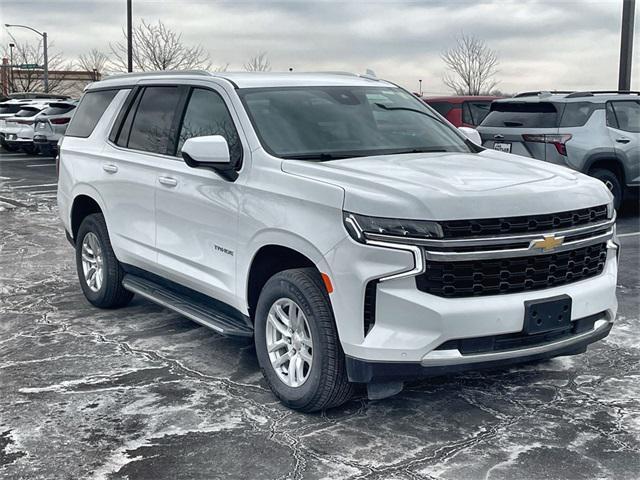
615, 137, 631, 144
102, 163, 118, 173
158, 176, 178, 187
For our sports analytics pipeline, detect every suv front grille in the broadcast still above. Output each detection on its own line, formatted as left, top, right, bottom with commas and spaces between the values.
440, 205, 608, 239
416, 242, 608, 298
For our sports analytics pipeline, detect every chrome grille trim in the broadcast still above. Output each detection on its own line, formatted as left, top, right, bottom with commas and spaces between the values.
423, 229, 613, 262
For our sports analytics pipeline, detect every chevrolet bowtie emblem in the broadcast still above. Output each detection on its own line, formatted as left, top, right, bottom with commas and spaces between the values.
530, 234, 565, 252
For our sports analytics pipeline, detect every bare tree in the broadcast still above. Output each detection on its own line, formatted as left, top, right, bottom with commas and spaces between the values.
244, 52, 271, 72
76, 48, 109, 79
441, 33, 499, 95
2, 33, 72, 94
109, 19, 216, 72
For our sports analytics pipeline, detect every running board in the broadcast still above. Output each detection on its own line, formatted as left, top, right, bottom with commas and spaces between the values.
122, 274, 253, 337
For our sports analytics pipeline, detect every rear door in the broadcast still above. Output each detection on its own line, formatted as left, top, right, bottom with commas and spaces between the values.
101, 85, 187, 271
154, 84, 245, 306
477, 101, 560, 159
606, 100, 640, 186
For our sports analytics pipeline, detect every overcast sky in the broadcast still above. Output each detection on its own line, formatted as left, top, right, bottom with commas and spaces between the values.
1, 0, 638, 94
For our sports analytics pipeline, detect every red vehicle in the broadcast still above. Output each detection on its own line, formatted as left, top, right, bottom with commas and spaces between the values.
421, 96, 502, 128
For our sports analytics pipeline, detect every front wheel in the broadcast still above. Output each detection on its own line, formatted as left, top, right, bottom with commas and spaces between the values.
254, 268, 354, 412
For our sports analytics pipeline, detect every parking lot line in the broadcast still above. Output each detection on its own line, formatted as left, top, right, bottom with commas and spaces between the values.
26, 164, 56, 168
12, 183, 58, 189
0, 157, 46, 162
618, 231, 640, 238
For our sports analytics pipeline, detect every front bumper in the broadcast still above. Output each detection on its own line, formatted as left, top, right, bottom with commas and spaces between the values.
346, 316, 612, 382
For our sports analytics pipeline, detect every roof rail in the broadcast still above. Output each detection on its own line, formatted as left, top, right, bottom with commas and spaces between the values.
565, 90, 640, 98
514, 90, 574, 98
103, 70, 212, 81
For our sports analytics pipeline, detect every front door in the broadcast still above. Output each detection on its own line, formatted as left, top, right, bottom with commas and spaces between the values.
606, 100, 640, 187
155, 86, 245, 307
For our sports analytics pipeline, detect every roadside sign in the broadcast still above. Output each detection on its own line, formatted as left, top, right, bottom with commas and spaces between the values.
18, 64, 40, 69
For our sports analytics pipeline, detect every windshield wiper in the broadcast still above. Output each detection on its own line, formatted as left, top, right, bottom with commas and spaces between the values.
374, 102, 443, 123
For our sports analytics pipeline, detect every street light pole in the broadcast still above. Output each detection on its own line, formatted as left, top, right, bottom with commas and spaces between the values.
618, 0, 635, 91
4, 24, 49, 93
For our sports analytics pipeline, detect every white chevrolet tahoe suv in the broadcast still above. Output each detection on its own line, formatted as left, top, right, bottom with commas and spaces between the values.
57, 71, 619, 411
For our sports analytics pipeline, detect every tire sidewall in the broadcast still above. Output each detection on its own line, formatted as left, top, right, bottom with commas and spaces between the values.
592, 169, 623, 209
75, 215, 110, 305
255, 274, 328, 407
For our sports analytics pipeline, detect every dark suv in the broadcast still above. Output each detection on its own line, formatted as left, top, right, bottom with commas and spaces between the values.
477, 91, 640, 208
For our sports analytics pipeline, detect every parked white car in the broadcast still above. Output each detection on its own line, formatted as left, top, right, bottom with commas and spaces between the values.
32, 101, 78, 156
57, 72, 619, 411
1, 101, 58, 153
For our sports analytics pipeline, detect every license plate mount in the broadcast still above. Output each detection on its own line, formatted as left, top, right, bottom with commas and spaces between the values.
493, 142, 512, 153
524, 295, 572, 334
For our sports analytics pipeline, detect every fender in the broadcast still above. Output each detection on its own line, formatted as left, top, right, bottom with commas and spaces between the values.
237, 228, 345, 314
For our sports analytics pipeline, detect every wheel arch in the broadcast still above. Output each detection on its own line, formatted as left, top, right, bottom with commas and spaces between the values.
245, 244, 321, 321
583, 153, 626, 185
70, 193, 105, 241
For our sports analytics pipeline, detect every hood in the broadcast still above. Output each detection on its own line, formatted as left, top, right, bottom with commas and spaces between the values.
281, 149, 611, 220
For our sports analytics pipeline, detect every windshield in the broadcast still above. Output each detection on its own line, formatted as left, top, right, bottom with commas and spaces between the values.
239, 86, 472, 160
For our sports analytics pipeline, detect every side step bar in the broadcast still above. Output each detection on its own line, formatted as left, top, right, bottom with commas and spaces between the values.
122, 274, 254, 337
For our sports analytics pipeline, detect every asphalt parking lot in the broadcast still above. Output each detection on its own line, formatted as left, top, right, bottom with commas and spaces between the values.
0, 150, 639, 480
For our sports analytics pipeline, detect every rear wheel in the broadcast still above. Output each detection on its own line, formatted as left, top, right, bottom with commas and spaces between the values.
75, 213, 133, 308
590, 168, 623, 210
254, 268, 354, 412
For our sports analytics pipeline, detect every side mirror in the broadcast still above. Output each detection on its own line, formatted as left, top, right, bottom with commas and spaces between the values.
181, 135, 238, 181
458, 126, 482, 146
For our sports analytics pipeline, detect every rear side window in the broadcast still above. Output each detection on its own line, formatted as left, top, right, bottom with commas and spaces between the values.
427, 102, 454, 117
0, 104, 21, 114
559, 102, 600, 127
127, 86, 183, 155
462, 101, 491, 125
481, 102, 559, 128
42, 104, 76, 116
176, 88, 242, 164
66, 90, 118, 138
607, 100, 640, 133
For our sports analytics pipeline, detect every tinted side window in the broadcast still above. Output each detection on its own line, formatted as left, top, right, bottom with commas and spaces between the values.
609, 100, 640, 133
177, 88, 242, 164
427, 102, 453, 117
481, 102, 559, 128
128, 86, 183, 155
0, 104, 21, 114
66, 90, 118, 138
559, 102, 600, 127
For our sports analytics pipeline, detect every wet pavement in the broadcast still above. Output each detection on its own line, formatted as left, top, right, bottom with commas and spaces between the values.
1, 151, 639, 480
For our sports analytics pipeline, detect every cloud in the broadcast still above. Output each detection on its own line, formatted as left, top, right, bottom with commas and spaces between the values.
1, 0, 637, 93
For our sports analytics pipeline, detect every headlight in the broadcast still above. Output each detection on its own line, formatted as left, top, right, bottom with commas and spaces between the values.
343, 212, 443, 243
607, 202, 615, 219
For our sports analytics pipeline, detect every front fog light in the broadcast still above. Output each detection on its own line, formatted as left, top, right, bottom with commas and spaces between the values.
343, 212, 443, 243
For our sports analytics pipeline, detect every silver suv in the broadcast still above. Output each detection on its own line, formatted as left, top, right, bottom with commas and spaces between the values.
477, 91, 640, 209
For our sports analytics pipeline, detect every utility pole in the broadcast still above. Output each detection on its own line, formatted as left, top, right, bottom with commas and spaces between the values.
42, 31, 49, 92
618, 0, 635, 91
127, 0, 133, 72
8, 43, 14, 93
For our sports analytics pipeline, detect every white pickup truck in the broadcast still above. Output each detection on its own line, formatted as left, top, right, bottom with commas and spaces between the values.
57, 71, 619, 411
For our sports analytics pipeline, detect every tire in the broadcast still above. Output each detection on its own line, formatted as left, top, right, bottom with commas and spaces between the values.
254, 268, 354, 412
590, 168, 623, 210
2, 142, 18, 152
75, 213, 133, 309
